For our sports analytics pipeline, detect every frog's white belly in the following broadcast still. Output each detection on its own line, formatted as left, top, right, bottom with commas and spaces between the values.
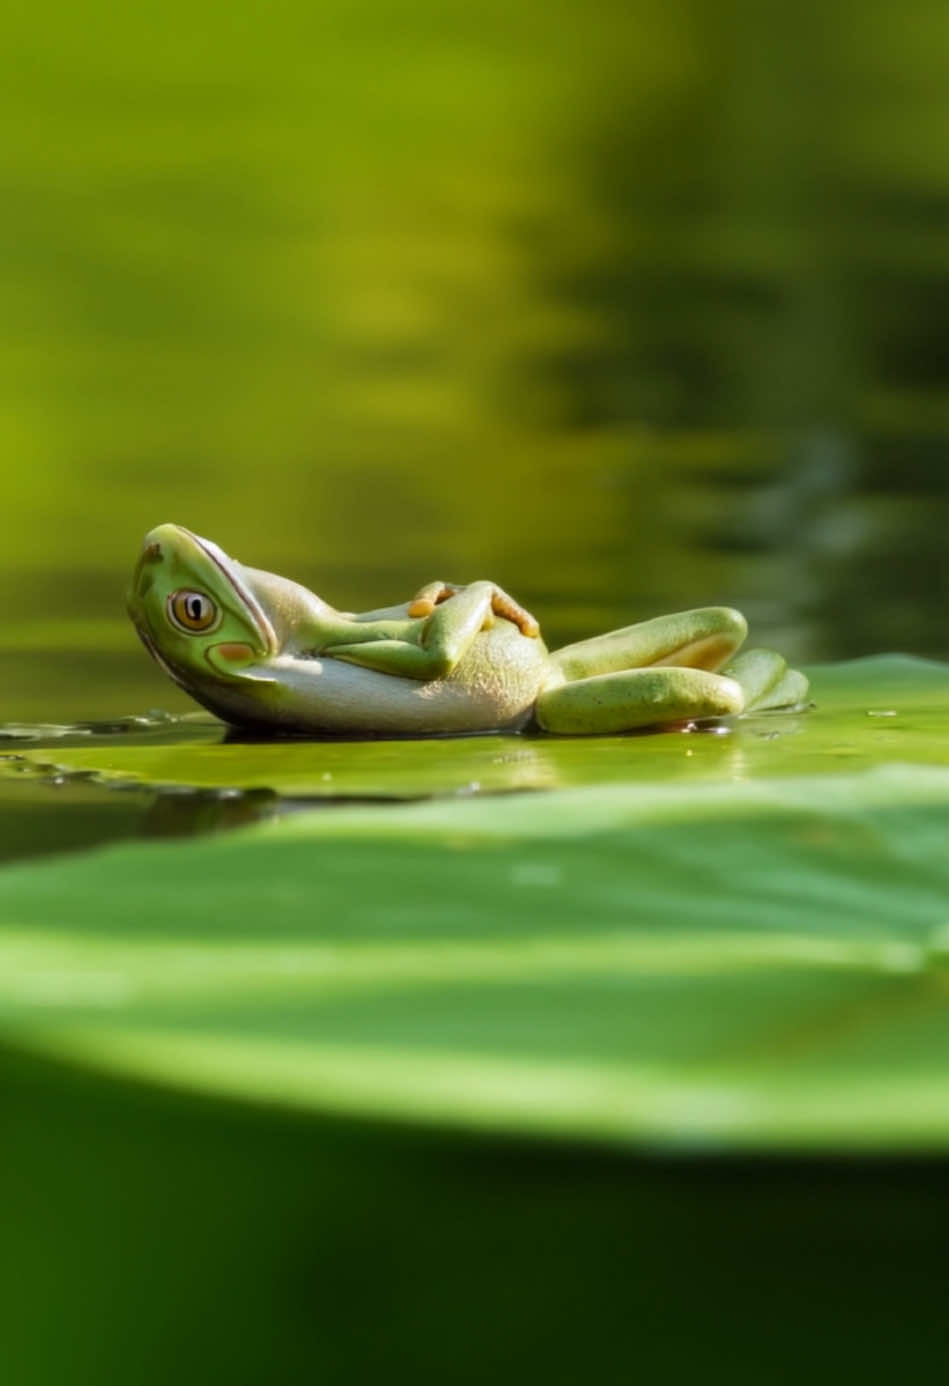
196, 626, 551, 735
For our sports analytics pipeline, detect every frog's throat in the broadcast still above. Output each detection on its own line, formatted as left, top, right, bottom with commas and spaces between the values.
186, 528, 279, 658
134, 626, 198, 695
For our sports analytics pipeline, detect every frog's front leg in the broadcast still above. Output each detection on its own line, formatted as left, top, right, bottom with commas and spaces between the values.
536, 607, 808, 733
408, 581, 539, 637
329, 581, 537, 682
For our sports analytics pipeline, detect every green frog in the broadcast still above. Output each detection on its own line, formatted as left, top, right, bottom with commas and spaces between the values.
127, 524, 808, 735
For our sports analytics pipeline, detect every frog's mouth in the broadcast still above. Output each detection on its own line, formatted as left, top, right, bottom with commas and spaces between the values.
186, 529, 278, 659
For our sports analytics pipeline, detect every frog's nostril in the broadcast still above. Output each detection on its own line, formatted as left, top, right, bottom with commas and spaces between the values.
131, 542, 162, 590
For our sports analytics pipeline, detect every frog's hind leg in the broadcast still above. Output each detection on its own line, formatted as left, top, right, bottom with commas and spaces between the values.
549, 606, 749, 682
537, 607, 808, 733
535, 666, 746, 734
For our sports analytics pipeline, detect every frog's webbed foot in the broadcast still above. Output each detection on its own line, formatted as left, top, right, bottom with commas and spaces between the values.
408, 581, 540, 637
721, 649, 810, 712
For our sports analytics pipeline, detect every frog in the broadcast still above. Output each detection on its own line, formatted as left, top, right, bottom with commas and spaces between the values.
127, 524, 809, 736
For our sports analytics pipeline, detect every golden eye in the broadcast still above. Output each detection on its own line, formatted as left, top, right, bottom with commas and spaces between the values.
168, 589, 219, 633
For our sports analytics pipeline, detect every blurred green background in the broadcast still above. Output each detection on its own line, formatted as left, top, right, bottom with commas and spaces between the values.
5, 6, 949, 1380
4, 0, 949, 723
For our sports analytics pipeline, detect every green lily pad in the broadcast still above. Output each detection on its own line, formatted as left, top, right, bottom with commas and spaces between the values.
3, 754, 949, 1150
3, 653, 949, 1153
4, 655, 949, 800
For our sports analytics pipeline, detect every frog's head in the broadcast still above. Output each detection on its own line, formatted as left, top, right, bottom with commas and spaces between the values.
126, 524, 280, 692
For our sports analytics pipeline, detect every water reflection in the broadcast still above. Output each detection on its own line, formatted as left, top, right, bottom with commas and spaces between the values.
0, 764, 284, 864
143, 787, 281, 840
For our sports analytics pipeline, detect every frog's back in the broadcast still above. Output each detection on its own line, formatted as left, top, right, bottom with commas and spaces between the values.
207, 622, 552, 735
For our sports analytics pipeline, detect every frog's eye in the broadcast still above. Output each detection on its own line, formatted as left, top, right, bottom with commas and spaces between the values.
168, 589, 219, 633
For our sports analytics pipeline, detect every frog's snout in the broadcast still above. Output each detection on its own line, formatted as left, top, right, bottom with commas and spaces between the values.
129, 537, 165, 605
139, 523, 195, 565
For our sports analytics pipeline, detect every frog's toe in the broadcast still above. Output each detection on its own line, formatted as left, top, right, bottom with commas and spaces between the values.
407, 599, 435, 618
754, 665, 810, 711
722, 649, 810, 712
408, 580, 458, 618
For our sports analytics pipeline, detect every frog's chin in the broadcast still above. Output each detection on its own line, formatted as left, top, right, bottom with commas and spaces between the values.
133, 627, 201, 695
131, 624, 270, 694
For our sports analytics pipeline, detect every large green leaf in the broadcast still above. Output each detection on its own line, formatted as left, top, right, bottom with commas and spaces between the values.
3, 753, 949, 1150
